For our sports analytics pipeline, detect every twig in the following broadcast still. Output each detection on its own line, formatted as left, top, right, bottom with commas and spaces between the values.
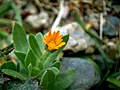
100, 13, 103, 39
103, 0, 107, 15
51, 0, 65, 31
99, 0, 107, 39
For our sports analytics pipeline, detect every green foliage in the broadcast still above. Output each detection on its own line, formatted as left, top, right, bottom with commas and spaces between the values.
2, 69, 27, 80
107, 77, 120, 87
28, 34, 42, 59
25, 50, 38, 67
51, 61, 61, 70
0, 2, 11, 17
36, 32, 45, 50
10, 2, 22, 25
0, 1, 22, 25
106, 72, 120, 88
40, 69, 55, 90
1, 22, 75, 90
44, 46, 64, 68
13, 23, 29, 54
53, 69, 76, 90
0, 61, 17, 71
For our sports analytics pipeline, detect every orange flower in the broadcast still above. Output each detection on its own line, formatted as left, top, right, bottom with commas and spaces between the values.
42, 30, 66, 50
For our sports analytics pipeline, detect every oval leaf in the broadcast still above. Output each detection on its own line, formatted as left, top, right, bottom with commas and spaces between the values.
13, 23, 28, 53
28, 34, 42, 59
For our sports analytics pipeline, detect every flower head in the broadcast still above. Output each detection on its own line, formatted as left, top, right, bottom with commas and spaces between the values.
42, 30, 66, 50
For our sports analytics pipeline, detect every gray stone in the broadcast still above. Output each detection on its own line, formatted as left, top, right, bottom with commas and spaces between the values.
56, 22, 97, 52
25, 11, 49, 29
61, 57, 101, 90
103, 16, 119, 36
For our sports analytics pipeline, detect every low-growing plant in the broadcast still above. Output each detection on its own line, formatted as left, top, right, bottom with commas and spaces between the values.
0, 22, 76, 90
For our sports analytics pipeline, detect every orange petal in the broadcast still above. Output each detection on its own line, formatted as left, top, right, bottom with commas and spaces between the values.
56, 39, 62, 45
48, 30, 52, 36
52, 31, 60, 40
56, 42, 66, 49
45, 31, 53, 43
55, 35, 63, 43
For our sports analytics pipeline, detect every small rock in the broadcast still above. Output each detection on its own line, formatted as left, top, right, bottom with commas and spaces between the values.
103, 16, 119, 36
25, 11, 49, 29
105, 42, 117, 58
24, 3, 38, 14
61, 57, 101, 90
56, 22, 96, 52
85, 46, 95, 54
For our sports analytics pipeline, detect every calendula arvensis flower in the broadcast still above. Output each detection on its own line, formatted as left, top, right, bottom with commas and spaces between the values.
42, 30, 66, 50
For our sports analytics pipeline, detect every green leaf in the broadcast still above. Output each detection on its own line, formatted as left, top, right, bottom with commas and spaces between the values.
43, 46, 64, 68
62, 34, 69, 42
0, 30, 9, 38
107, 77, 120, 87
13, 23, 29, 54
2, 69, 27, 80
31, 67, 41, 77
36, 32, 45, 52
41, 51, 50, 62
28, 34, 42, 59
32, 62, 43, 78
0, 61, 17, 71
53, 69, 76, 90
14, 51, 26, 66
27, 63, 32, 77
111, 72, 120, 78
50, 67, 59, 75
51, 61, 61, 70
38, 62, 43, 72
40, 69, 55, 90
0, 2, 11, 17
14, 51, 28, 73
25, 50, 38, 67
